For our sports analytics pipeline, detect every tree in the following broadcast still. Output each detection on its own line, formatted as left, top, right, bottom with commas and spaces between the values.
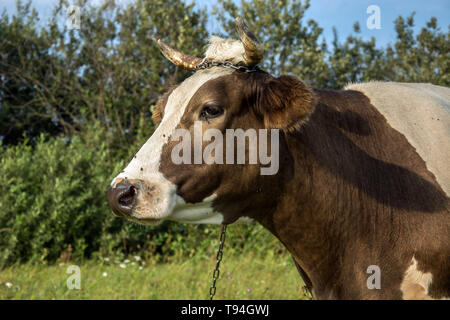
0, 0, 209, 149
0, 1, 62, 145
386, 14, 449, 86
328, 22, 387, 89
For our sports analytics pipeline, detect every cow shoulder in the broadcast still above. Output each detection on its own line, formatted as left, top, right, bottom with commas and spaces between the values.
345, 82, 450, 196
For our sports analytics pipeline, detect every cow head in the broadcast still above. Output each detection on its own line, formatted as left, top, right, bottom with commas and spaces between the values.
107, 18, 315, 226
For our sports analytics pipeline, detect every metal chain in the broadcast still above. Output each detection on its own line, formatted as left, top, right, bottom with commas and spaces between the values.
196, 60, 261, 73
207, 224, 313, 300
209, 224, 227, 300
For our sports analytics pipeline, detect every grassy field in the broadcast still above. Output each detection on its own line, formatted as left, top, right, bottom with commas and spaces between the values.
0, 252, 310, 300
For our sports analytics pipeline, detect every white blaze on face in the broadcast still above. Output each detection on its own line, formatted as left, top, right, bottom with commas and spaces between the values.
111, 68, 233, 224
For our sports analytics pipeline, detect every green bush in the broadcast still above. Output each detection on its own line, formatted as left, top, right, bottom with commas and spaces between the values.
0, 123, 285, 267
0, 123, 119, 265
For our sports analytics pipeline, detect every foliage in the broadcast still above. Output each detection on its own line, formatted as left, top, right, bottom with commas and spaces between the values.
385, 14, 449, 85
0, 123, 119, 265
0, 1, 62, 145
329, 22, 388, 88
0, 0, 208, 148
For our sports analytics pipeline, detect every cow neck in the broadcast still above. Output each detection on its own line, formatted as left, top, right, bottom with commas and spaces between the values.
252, 106, 359, 298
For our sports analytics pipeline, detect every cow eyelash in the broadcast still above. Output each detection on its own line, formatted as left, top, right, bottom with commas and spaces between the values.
199, 104, 223, 121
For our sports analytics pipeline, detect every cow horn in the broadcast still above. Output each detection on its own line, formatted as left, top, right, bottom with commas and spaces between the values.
152, 38, 202, 71
235, 17, 264, 66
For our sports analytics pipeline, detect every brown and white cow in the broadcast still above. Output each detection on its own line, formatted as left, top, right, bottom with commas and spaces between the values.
107, 18, 450, 299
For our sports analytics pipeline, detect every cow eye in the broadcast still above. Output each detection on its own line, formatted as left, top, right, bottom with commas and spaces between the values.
199, 104, 223, 121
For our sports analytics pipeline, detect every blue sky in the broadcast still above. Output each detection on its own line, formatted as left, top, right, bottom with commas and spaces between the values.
302, 0, 450, 46
2, 0, 449, 48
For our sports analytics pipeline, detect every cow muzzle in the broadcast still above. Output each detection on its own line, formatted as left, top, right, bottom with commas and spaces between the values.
107, 177, 177, 225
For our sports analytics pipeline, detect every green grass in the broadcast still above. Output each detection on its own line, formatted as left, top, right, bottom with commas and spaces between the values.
0, 252, 310, 300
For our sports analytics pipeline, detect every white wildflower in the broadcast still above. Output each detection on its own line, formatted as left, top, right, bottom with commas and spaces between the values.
119, 263, 126, 269
102, 272, 108, 277
5, 282, 13, 288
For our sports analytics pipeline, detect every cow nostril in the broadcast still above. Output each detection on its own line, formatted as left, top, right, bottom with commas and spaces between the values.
118, 185, 137, 207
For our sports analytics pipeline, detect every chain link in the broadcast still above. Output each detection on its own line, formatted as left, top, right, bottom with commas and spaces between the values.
196, 60, 261, 73
209, 224, 227, 300
207, 224, 313, 300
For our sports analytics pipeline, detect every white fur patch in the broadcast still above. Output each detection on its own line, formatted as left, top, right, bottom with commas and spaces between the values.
345, 82, 450, 196
400, 256, 450, 300
204, 36, 246, 65
170, 194, 224, 224
400, 257, 433, 299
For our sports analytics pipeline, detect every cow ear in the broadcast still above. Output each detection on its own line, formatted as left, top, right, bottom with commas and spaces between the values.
255, 75, 315, 131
